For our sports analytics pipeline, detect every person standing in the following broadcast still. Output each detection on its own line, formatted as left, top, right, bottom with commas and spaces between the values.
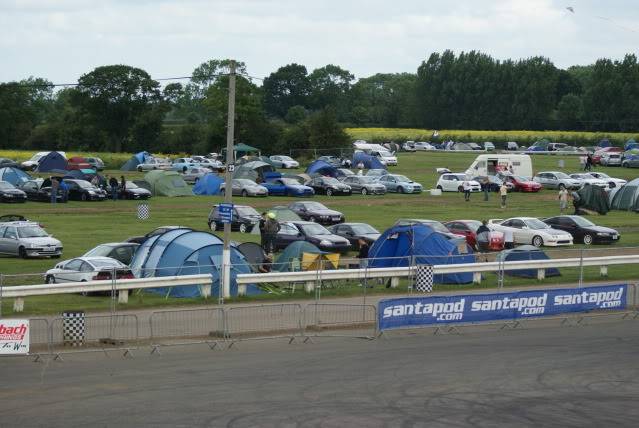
50, 177, 59, 204
263, 212, 280, 255
571, 190, 581, 215
109, 175, 119, 201
462, 180, 471, 202
482, 177, 490, 201
259, 212, 267, 248
585, 154, 593, 171
59, 178, 69, 203
499, 182, 508, 209
558, 187, 569, 213
120, 175, 126, 193
357, 237, 371, 287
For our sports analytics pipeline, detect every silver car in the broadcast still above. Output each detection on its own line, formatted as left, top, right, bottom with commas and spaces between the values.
182, 167, 209, 184
220, 179, 268, 197
0, 221, 63, 258
533, 171, 582, 190
341, 175, 387, 195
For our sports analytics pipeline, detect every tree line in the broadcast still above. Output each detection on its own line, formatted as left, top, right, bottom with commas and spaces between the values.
1, 51, 638, 154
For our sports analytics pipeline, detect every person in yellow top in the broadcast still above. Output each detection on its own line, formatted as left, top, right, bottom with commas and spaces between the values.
499, 183, 508, 209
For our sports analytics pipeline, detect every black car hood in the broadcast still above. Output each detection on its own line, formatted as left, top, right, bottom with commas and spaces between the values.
310, 209, 342, 216
311, 234, 349, 244
1, 189, 25, 195
356, 233, 381, 241
583, 225, 618, 234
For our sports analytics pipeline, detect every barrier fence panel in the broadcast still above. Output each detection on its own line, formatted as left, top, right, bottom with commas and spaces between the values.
50, 314, 139, 351
225, 304, 303, 342
149, 308, 226, 342
303, 303, 377, 339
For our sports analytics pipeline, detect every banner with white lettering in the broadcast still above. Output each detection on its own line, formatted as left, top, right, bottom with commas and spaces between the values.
0, 319, 30, 354
378, 284, 627, 331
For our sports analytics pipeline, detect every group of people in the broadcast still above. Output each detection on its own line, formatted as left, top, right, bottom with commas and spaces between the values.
105, 175, 126, 201
48, 174, 127, 203
581, 153, 594, 171
462, 178, 510, 209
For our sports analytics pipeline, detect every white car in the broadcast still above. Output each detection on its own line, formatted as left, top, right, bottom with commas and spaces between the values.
20, 151, 67, 171
484, 142, 495, 151
269, 155, 299, 169
402, 141, 416, 152
44, 256, 134, 284
414, 142, 436, 151
137, 158, 171, 172
587, 172, 627, 189
191, 156, 223, 171
568, 173, 608, 188
488, 217, 574, 247
436, 174, 481, 192
600, 152, 622, 166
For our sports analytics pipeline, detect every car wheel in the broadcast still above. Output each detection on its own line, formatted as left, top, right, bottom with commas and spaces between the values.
241, 190, 248, 197
18, 246, 27, 259
398, 186, 405, 194
583, 234, 593, 245
457, 185, 463, 192
45, 275, 56, 284
81, 193, 87, 201
361, 188, 368, 195
137, 166, 143, 172
239, 223, 247, 233
326, 188, 333, 196
532, 235, 543, 247
559, 183, 566, 190
436, 185, 443, 191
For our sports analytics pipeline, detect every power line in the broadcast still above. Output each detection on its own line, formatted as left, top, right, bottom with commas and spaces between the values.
3, 73, 232, 88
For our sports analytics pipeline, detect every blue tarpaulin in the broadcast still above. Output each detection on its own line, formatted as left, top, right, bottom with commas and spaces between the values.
192, 173, 224, 195
352, 152, 386, 170
306, 160, 338, 177
368, 224, 475, 284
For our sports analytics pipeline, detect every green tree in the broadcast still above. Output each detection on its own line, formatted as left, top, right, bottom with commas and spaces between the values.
308, 65, 354, 120
557, 94, 584, 130
262, 63, 310, 118
306, 108, 350, 149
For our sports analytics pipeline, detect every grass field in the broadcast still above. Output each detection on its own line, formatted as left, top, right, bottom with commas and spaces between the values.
1, 151, 639, 315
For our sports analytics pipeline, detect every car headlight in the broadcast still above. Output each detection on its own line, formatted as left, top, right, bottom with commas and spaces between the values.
597, 232, 609, 236
88, 191, 96, 195
320, 240, 332, 247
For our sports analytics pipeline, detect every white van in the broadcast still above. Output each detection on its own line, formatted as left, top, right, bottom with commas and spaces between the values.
352, 142, 398, 166
465, 154, 533, 179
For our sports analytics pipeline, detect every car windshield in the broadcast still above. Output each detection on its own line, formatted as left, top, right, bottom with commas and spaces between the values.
555, 172, 570, 179
571, 174, 586, 179
236, 207, 260, 216
17, 226, 48, 238
592, 173, 609, 179
236, 179, 256, 186
74, 181, 94, 189
571, 216, 596, 227
279, 156, 293, 161
350, 224, 379, 234
379, 150, 392, 157
300, 223, 331, 235
302, 202, 328, 210
125, 182, 139, 189
280, 178, 300, 185
322, 177, 341, 185
394, 175, 411, 182
84, 245, 114, 257
525, 219, 550, 230
358, 176, 376, 183
91, 259, 123, 268
0, 182, 15, 190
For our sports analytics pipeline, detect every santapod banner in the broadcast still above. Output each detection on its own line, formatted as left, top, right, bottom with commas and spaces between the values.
0, 319, 30, 354
378, 284, 627, 331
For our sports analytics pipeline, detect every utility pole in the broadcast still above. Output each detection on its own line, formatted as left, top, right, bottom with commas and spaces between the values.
221, 60, 236, 302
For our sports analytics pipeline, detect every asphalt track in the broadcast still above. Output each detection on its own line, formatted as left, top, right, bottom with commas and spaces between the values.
2, 320, 639, 427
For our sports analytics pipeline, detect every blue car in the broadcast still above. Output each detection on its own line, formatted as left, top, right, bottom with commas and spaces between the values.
263, 178, 315, 197
376, 174, 423, 194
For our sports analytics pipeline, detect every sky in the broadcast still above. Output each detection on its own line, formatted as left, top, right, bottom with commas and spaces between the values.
1, 0, 638, 85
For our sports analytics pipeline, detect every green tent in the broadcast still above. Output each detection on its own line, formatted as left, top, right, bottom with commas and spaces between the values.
576, 184, 610, 215
611, 178, 639, 212
144, 170, 192, 197
273, 241, 323, 272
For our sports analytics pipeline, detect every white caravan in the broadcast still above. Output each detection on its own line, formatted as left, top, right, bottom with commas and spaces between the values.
465, 154, 533, 179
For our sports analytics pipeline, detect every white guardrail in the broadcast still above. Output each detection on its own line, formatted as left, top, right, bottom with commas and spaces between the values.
3, 255, 639, 312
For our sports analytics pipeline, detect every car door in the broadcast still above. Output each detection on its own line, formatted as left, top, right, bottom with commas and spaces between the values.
3, 226, 20, 255
508, 219, 529, 243
385, 176, 397, 191
56, 259, 83, 282
0, 225, 8, 254
232, 180, 241, 196
275, 223, 303, 249
558, 217, 580, 240
441, 175, 454, 192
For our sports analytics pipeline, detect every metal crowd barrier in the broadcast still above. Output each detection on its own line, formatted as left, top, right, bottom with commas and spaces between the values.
149, 307, 226, 353
303, 303, 377, 340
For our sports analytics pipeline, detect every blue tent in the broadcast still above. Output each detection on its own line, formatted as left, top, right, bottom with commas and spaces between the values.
129, 229, 260, 298
597, 138, 611, 148
0, 166, 32, 186
36, 151, 67, 172
352, 152, 386, 170
495, 245, 560, 279
120, 151, 150, 171
192, 173, 224, 195
306, 160, 338, 177
63, 169, 98, 181
624, 139, 638, 151
368, 224, 474, 284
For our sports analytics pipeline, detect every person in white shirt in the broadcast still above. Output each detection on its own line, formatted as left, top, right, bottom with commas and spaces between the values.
499, 183, 508, 209
462, 180, 471, 201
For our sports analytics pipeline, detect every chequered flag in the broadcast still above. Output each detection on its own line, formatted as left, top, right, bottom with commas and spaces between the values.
415, 264, 434, 293
137, 203, 150, 220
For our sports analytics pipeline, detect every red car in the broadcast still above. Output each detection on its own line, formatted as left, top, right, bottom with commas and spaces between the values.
444, 220, 505, 251
499, 174, 542, 192
67, 156, 93, 171
593, 147, 622, 165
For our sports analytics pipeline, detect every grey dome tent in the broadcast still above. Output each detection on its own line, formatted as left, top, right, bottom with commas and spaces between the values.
575, 184, 610, 215
232, 161, 274, 182
237, 242, 267, 271
121, 151, 150, 171
610, 177, 639, 212
36, 151, 67, 172
0, 166, 32, 186
129, 228, 260, 298
495, 245, 560, 279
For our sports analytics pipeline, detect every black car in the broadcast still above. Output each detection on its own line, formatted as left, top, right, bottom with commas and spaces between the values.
274, 221, 351, 252
108, 181, 152, 200
208, 204, 261, 233
19, 178, 64, 202
0, 181, 27, 203
0, 158, 19, 168
126, 226, 191, 244
542, 216, 620, 245
64, 179, 107, 201
288, 201, 345, 225
307, 176, 352, 196
328, 223, 381, 250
